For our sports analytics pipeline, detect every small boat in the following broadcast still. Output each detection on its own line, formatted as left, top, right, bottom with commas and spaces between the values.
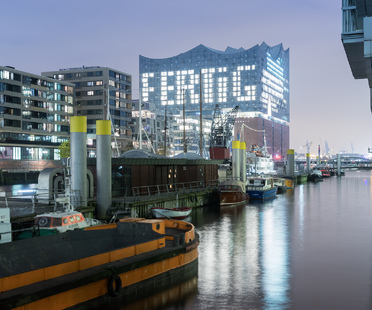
319, 168, 331, 178
150, 195, 192, 219
150, 206, 192, 220
0, 218, 199, 309
16, 210, 101, 239
273, 177, 287, 194
308, 169, 323, 182
219, 180, 249, 205
246, 176, 277, 200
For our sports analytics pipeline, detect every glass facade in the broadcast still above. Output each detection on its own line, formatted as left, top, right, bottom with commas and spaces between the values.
42, 66, 133, 156
0, 66, 74, 160
139, 42, 290, 122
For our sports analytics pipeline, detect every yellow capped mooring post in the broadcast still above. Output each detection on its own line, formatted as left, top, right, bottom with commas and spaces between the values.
232, 141, 241, 181
240, 142, 247, 185
287, 149, 295, 177
306, 153, 311, 174
70, 116, 87, 207
96, 120, 112, 220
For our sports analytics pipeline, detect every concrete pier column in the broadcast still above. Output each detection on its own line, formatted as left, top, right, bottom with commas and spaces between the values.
306, 153, 311, 174
232, 141, 241, 181
96, 120, 112, 219
337, 154, 341, 176
70, 116, 87, 208
240, 142, 247, 185
287, 149, 295, 177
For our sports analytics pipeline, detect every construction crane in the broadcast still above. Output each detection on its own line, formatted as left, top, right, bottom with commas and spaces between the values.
301, 141, 312, 154
209, 105, 239, 159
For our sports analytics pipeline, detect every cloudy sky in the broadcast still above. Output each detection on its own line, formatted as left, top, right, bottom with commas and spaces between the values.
2, 0, 370, 155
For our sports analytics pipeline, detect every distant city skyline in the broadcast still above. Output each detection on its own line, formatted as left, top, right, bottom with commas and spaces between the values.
2, 0, 371, 154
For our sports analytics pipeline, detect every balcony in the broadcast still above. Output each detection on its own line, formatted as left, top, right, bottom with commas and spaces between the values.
342, 0, 372, 86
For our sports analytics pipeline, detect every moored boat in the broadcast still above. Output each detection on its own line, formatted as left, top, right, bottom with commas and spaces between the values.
246, 144, 275, 175
150, 206, 192, 219
150, 194, 192, 220
246, 176, 277, 200
0, 218, 199, 309
319, 168, 331, 178
308, 169, 323, 182
273, 177, 287, 194
16, 210, 101, 239
219, 180, 249, 205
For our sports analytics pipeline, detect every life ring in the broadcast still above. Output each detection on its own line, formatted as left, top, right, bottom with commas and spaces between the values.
107, 273, 122, 297
38, 217, 48, 227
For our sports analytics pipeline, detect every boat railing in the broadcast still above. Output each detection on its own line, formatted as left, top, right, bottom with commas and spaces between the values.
131, 180, 219, 200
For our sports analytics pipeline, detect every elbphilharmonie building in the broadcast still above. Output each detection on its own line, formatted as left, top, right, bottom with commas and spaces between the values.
139, 43, 290, 158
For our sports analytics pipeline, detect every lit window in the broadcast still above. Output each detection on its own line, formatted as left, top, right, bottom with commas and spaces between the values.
87, 91, 94, 96
149, 73, 154, 77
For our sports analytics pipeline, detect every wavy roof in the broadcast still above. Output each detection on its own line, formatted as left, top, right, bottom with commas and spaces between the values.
140, 42, 289, 61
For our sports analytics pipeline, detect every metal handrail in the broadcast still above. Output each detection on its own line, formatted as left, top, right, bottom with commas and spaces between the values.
131, 180, 219, 199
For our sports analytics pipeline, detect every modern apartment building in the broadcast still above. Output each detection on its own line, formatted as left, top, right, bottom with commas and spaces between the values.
0, 66, 74, 160
342, 0, 372, 105
139, 43, 290, 155
42, 66, 132, 156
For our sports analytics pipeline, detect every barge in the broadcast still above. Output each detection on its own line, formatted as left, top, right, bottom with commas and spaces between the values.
0, 218, 199, 310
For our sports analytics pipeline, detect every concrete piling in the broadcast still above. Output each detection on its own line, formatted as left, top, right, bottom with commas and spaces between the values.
70, 116, 87, 208
96, 120, 112, 219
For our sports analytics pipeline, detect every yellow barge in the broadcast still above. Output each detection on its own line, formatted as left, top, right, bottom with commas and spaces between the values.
0, 218, 199, 310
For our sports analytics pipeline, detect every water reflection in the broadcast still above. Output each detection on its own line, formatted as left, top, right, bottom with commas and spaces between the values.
7, 172, 372, 309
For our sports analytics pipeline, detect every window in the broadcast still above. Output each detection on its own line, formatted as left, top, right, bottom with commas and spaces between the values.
87, 91, 94, 96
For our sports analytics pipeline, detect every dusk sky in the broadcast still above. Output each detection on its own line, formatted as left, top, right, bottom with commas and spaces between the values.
2, 0, 371, 155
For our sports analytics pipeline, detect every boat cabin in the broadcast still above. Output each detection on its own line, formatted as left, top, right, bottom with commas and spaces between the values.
35, 211, 89, 232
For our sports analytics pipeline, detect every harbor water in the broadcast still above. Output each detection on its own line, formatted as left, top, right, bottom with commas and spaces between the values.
124, 170, 372, 310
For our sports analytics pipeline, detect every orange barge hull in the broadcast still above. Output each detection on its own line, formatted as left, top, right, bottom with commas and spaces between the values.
0, 219, 199, 310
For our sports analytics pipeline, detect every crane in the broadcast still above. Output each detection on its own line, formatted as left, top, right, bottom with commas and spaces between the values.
301, 141, 312, 154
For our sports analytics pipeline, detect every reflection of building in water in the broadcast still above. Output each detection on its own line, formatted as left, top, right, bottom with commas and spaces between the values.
260, 206, 290, 308
196, 204, 290, 308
